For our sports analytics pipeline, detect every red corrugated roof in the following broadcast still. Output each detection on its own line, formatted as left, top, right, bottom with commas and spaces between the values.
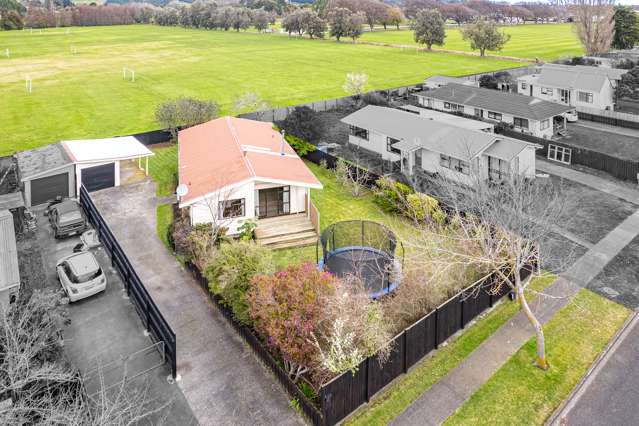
178, 117, 322, 204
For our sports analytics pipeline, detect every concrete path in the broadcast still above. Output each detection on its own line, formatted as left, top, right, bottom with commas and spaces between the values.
537, 159, 639, 205
392, 278, 581, 426
393, 197, 639, 425
91, 180, 302, 426
550, 312, 639, 426
573, 120, 639, 139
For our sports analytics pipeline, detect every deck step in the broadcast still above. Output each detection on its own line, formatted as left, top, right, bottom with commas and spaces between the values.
259, 230, 319, 246
256, 224, 316, 239
267, 237, 319, 251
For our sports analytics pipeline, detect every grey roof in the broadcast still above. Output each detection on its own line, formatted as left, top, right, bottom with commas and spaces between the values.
341, 105, 532, 161
483, 138, 533, 162
16, 143, 72, 181
398, 105, 494, 131
0, 210, 19, 291
533, 64, 617, 92
415, 83, 573, 120
425, 75, 476, 86
544, 63, 626, 82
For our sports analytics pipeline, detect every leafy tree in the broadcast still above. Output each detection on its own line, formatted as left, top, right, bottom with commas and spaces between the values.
0, 0, 25, 14
612, 5, 639, 50
248, 263, 340, 382
461, 18, 511, 57
347, 11, 365, 41
278, 106, 323, 144
305, 12, 327, 39
282, 9, 303, 35
328, 7, 352, 41
205, 241, 274, 325
359, 0, 388, 31
440, 3, 477, 26
616, 66, 639, 100
155, 97, 219, 141
343, 71, 368, 97
251, 9, 271, 32
0, 9, 23, 30
411, 8, 445, 51
386, 7, 404, 30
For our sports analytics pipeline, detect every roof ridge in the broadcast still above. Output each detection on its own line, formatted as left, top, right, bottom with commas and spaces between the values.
226, 116, 256, 178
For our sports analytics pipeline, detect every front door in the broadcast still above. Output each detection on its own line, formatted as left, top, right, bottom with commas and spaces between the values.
258, 187, 290, 218
559, 89, 570, 104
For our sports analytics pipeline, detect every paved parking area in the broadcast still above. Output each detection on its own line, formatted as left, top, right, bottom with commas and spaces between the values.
18, 207, 196, 425
90, 179, 302, 426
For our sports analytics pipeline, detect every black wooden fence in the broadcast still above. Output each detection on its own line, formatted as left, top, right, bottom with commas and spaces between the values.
79, 185, 178, 378
499, 129, 639, 183
577, 110, 639, 130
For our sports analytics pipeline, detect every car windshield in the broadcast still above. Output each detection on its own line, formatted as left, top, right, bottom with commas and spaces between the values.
59, 210, 82, 224
66, 253, 101, 283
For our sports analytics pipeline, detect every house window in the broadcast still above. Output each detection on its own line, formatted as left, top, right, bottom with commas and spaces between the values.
349, 125, 369, 140
387, 137, 401, 154
474, 108, 483, 117
219, 198, 245, 219
488, 156, 509, 182
444, 102, 463, 111
521, 82, 527, 90
440, 154, 470, 175
578, 91, 593, 103
548, 144, 572, 164
513, 117, 529, 129
541, 87, 553, 95
487, 111, 502, 120
540, 119, 550, 130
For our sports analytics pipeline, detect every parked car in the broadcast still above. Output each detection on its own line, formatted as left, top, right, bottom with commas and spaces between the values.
73, 229, 101, 253
47, 199, 86, 238
56, 251, 107, 302
565, 110, 578, 122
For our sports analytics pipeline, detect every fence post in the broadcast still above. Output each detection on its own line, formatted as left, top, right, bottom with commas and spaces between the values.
460, 297, 465, 329
434, 308, 439, 349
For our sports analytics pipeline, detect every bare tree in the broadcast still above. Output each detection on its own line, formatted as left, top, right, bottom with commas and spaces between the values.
404, 172, 576, 370
342, 71, 369, 98
232, 91, 271, 120
333, 158, 370, 197
564, 0, 615, 55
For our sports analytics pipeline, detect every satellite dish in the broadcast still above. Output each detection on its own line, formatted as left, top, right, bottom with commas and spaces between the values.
176, 184, 189, 197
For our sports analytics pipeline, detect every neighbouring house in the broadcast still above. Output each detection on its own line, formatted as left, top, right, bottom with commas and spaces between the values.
16, 137, 153, 207
414, 83, 574, 139
424, 75, 479, 90
517, 64, 627, 111
0, 209, 19, 310
341, 105, 539, 184
397, 105, 495, 132
177, 116, 323, 247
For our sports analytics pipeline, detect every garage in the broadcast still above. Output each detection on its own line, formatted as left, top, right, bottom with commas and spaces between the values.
31, 173, 70, 205
61, 136, 153, 195
81, 163, 115, 192
16, 143, 75, 207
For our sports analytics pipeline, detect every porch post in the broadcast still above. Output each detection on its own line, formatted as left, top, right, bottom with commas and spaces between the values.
145, 157, 149, 176
307, 188, 311, 216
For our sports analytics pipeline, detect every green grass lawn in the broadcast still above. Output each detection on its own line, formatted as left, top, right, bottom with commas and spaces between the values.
156, 202, 173, 250
148, 144, 178, 197
444, 289, 630, 426
273, 161, 415, 268
0, 24, 522, 155
359, 23, 583, 61
346, 274, 556, 426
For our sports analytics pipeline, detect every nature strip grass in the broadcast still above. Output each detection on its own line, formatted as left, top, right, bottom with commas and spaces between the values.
346, 273, 557, 426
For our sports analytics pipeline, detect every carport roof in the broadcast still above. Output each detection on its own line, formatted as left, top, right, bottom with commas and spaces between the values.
61, 136, 153, 163
16, 143, 72, 181
0, 209, 19, 292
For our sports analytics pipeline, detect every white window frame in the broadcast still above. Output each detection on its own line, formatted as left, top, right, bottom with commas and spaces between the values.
540, 119, 550, 130
487, 111, 502, 120
541, 87, 553, 95
547, 144, 572, 164
440, 154, 470, 175
513, 117, 529, 129
521, 82, 527, 90
578, 91, 593, 104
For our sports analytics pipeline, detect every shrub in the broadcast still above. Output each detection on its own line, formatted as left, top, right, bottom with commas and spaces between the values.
285, 133, 316, 156
237, 219, 257, 241
406, 192, 446, 224
334, 158, 368, 197
373, 177, 414, 214
187, 223, 228, 271
155, 97, 219, 141
361, 92, 390, 107
205, 241, 274, 325
278, 106, 323, 144
170, 208, 192, 256
248, 263, 339, 382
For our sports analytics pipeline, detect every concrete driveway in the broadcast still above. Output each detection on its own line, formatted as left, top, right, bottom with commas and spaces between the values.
90, 179, 302, 426
18, 206, 196, 425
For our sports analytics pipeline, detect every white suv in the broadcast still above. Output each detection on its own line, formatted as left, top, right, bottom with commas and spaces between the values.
56, 252, 107, 302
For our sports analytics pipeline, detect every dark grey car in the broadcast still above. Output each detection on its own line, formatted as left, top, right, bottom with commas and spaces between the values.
48, 200, 87, 239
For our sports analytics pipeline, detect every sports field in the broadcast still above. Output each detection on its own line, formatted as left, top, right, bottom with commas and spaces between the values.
360, 23, 583, 61
0, 25, 521, 155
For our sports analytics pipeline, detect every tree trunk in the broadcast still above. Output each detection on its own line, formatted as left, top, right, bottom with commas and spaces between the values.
516, 276, 548, 370
480, 48, 485, 57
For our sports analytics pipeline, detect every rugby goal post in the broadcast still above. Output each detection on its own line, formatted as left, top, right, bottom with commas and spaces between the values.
122, 67, 136, 83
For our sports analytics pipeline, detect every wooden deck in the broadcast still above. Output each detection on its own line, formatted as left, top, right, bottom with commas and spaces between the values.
255, 213, 318, 250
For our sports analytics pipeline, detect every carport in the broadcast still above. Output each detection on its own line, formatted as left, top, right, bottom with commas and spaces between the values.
61, 136, 153, 194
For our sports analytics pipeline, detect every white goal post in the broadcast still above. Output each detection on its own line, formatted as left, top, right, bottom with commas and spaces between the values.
122, 67, 136, 83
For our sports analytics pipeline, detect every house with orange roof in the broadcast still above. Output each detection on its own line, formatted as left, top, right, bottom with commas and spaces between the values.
177, 116, 323, 247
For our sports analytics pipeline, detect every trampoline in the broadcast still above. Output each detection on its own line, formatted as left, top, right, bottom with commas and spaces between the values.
317, 220, 404, 299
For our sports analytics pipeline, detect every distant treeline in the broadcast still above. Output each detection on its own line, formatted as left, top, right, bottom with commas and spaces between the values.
21, 4, 157, 28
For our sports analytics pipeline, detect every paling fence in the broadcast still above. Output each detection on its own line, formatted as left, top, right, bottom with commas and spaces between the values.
183, 253, 530, 426
499, 129, 639, 183
577, 105, 639, 130
79, 185, 177, 379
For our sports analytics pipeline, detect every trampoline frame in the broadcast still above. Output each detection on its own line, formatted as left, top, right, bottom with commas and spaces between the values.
317, 221, 404, 299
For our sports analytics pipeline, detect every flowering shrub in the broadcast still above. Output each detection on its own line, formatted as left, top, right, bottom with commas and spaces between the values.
248, 263, 339, 382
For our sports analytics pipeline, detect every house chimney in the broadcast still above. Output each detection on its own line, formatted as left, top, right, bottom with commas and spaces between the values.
280, 130, 286, 156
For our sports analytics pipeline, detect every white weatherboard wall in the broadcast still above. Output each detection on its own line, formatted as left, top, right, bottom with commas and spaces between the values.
519, 80, 616, 111
348, 133, 401, 162
190, 181, 309, 234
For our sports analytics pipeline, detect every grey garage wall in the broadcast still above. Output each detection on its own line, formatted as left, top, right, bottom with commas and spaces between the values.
23, 164, 76, 207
